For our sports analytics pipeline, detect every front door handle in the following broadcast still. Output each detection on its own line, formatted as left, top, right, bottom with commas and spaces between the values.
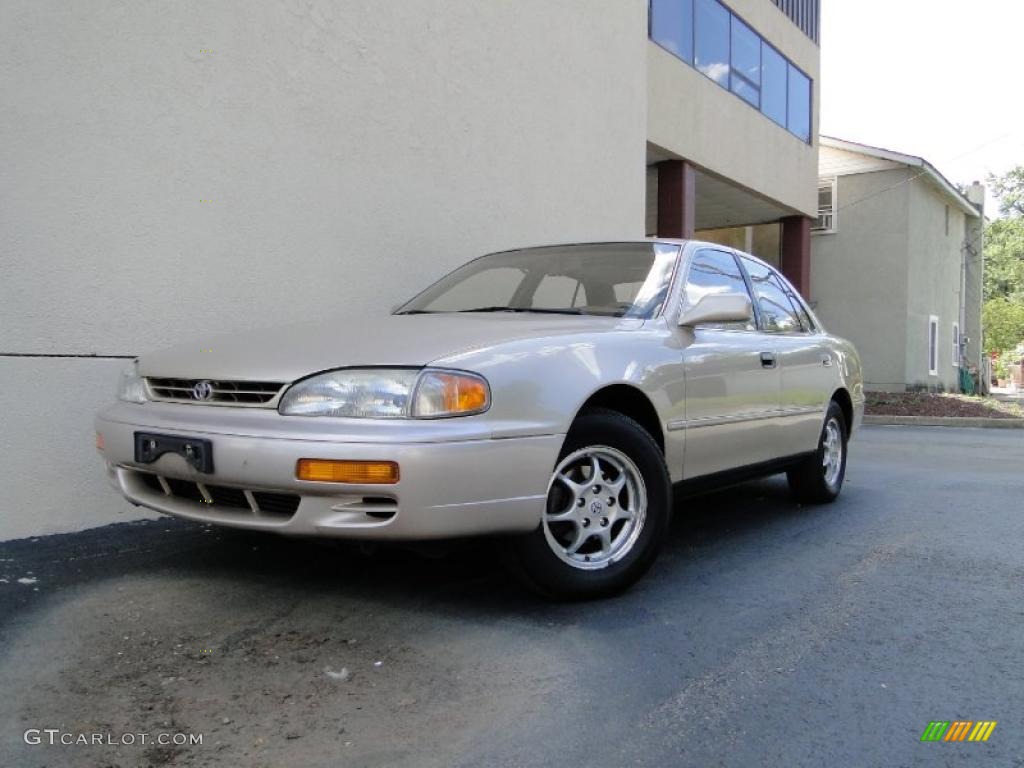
760, 351, 777, 369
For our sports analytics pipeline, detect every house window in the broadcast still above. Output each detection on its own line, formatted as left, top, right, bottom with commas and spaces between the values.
928, 315, 939, 376
787, 66, 811, 143
813, 179, 836, 233
695, 0, 730, 86
648, 0, 813, 143
730, 16, 761, 107
761, 44, 787, 127
952, 322, 960, 367
944, 205, 950, 236
650, 0, 694, 63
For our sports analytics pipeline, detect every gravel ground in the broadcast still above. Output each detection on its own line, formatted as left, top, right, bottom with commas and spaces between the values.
1, 425, 1023, 767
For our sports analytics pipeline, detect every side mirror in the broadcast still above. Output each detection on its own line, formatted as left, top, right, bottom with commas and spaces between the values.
678, 292, 753, 327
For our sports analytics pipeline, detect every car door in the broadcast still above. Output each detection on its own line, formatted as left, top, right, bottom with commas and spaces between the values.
678, 248, 781, 479
739, 257, 832, 457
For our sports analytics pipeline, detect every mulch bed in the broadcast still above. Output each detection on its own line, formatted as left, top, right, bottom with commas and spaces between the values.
866, 391, 1024, 420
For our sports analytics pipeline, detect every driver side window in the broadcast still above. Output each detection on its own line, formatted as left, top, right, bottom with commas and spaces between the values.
684, 249, 756, 331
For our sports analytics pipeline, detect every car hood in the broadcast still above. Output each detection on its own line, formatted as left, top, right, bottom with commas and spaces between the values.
138, 313, 642, 382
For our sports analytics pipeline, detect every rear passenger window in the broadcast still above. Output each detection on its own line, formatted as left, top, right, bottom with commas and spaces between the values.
741, 258, 803, 333
684, 249, 756, 331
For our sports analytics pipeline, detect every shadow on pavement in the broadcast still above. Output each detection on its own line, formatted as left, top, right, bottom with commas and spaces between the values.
0, 473, 832, 629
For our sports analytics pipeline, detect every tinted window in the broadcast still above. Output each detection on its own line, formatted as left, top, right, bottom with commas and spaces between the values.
780, 279, 814, 331
695, 0, 730, 86
422, 267, 523, 312
787, 65, 811, 142
651, 0, 693, 63
398, 243, 679, 319
741, 258, 802, 333
532, 275, 585, 309
730, 16, 760, 107
761, 44, 787, 127
685, 249, 755, 331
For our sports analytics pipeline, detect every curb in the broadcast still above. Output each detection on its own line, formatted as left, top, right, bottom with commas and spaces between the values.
863, 415, 1024, 429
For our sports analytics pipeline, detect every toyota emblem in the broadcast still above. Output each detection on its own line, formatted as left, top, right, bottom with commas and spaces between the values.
192, 380, 214, 400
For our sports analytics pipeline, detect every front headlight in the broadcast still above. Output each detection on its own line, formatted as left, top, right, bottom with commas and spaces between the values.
278, 368, 490, 419
117, 361, 147, 403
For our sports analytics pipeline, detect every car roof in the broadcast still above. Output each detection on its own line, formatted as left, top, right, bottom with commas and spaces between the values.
484, 239, 775, 270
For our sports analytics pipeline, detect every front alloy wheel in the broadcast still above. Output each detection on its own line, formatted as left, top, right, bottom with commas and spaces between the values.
543, 446, 647, 570
507, 408, 671, 599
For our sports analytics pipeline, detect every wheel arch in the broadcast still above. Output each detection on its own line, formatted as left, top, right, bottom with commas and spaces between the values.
830, 387, 853, 433
573, 384, 665, 453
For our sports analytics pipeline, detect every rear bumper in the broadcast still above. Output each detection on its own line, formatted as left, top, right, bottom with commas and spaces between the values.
95, 402, 562, 539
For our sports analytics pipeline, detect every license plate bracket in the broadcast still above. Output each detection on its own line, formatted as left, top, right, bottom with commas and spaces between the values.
134, 432, 214, 474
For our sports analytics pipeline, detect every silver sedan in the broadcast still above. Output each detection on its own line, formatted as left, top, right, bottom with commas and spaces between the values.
95, 240, 864, 597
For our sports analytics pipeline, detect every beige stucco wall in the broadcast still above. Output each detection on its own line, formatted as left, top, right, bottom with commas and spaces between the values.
0, 0, 648, 539
646, 0, 819, 217
810, 169, 911, 391
904, 178, 968, 391
695, 224, 781, 265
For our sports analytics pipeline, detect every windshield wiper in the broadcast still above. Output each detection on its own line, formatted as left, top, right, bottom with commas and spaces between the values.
456, 306, 583, 315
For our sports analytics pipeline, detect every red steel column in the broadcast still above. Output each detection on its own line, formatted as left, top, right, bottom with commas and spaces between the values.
780, 215, 812, 298
656, 160, 696, 239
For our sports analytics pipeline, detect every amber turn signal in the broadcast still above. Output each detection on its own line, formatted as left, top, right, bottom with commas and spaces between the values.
95, 432, 105, 451
296, 458, 399, 484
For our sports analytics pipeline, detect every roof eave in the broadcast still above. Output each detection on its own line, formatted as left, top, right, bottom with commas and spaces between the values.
820, 136, 980, 218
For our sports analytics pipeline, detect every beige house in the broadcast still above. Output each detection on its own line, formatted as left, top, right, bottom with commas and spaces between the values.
810, 137, 984, 392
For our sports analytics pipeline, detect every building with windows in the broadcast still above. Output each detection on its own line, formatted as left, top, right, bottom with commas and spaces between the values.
810, 137, 985, 392
2, 0, 821, 538
645, 0, 821, 297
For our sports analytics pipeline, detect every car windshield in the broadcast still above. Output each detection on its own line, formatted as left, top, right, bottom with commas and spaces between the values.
396, 243, 680, 319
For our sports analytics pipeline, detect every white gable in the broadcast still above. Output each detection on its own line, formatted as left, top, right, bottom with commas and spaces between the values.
818, 145, 902, 178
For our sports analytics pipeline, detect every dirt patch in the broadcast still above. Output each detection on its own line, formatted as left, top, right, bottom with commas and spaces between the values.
866, 391, 1024, 420
0, 573, 567, 768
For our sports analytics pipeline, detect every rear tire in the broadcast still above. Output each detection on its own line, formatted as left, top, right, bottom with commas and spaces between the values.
787, 400, 847, 504
507, 408, 671, 600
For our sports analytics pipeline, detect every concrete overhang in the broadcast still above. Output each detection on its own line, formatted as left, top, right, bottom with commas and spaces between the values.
648, 144, 800, 230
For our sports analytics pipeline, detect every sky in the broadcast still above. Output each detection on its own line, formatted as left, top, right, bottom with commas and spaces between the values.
820, 0, 1024, 217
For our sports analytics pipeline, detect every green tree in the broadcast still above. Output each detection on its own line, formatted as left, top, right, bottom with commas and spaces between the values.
982, 168, 1024, 354
982, 298, 1024, 355
988, 167, 1024, 218
983, 217, 1024, 301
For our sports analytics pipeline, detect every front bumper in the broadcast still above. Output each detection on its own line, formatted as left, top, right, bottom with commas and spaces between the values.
95, 402, 562, 539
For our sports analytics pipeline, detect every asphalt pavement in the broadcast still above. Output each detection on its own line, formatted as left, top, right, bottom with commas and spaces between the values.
1, 425, 1022, 767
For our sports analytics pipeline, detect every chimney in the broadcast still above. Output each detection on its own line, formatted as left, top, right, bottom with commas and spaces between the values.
967, 181, 985, 214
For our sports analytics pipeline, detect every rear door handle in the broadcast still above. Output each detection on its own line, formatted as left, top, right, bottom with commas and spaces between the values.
760, 351, 777, 369
821, 354, 833, 367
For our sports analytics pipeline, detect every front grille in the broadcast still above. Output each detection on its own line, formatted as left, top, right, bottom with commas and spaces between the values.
134, 472, 300, 520
146, 378, 285, 406
251, 491, 302, 519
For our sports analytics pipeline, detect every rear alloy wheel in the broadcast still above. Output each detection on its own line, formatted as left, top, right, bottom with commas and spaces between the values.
508, 408, 670, 599
787, 400, 848, 504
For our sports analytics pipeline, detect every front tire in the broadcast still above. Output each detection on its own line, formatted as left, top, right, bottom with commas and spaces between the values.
507, 408, 671, 599
787, 400, 848, 504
